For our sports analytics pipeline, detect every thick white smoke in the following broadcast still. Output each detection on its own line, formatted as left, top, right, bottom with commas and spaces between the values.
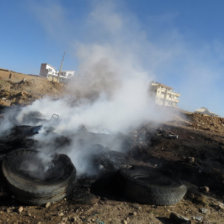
12, 43, 173, 175
0, 1, 176, 176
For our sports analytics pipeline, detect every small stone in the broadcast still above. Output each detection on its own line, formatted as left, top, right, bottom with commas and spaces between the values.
58, 212, 64, 216
200, 186, 210, 193
193, 216, 203, 222
18, 206, 23, 214
199, 208, 208, 214
129, 212, 137, 216
62, 217, 68, 222
122, 220, 128, 224
37, 222, 42, 224
218, 203, 224, 210
6, 208, 11, 213
28, 212, 32, 217
170, 212, 191, 224
187, 157, 195, 163
211, 202, 224, 210
45, 202, 51, 208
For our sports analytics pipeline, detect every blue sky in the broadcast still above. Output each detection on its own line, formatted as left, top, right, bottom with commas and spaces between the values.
0, 0, 224, 116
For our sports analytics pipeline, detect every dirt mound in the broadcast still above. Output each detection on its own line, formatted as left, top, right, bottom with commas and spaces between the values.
0, 69, 64, 107
188, 112, 224, 133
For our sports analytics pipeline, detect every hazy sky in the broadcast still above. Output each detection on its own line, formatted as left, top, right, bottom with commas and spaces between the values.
1, 0, 224, 116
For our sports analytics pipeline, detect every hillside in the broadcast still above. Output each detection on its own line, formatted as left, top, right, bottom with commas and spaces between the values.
0, 68, 64, 107
0, 68, 224, 223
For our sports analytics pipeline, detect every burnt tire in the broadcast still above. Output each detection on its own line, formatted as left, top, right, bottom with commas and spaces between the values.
2, 149, 76, 205
119, 166, 187, 205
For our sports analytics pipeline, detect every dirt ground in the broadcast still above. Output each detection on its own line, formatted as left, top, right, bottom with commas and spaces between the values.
0, 68, 63, 107
0, 70, 224, 224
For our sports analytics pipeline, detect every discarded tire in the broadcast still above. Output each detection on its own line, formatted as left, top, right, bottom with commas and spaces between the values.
2, 149, 76, 205
119, 166, 187, 205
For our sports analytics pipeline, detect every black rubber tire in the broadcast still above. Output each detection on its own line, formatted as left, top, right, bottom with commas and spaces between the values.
119, 166, 187, 205
2, 149, 76, 205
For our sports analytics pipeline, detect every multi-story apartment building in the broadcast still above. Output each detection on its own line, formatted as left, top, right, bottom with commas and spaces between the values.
150, 81, 180, 107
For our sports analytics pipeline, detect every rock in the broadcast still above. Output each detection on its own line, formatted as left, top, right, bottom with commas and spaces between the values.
217, 203, 224, 210
129, 211, 137, 216
210, 201, 224, 211
6, 208, 11, 213
200, 186, 210, 193
18, 206, 23, 214
199, 208, 209, 214
122, 220, 128, 224
193, 216, 203, 222
45, 202, 51, 208
187, 157, 195, 163
58, 212, 64, 216
170, 212, 191, 224
62, 217, 68, 222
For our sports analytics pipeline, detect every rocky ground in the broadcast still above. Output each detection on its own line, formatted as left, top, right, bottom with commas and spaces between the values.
0, 69, 224, 224
0, 68, 63, 107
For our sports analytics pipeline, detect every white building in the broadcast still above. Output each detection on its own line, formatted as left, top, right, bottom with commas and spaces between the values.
39, 63, 58, 77
39, 63, 75, 82
150, 81, 180, 107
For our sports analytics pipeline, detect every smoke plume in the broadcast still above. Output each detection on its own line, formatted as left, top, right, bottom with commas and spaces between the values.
0, 1, 176, 176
